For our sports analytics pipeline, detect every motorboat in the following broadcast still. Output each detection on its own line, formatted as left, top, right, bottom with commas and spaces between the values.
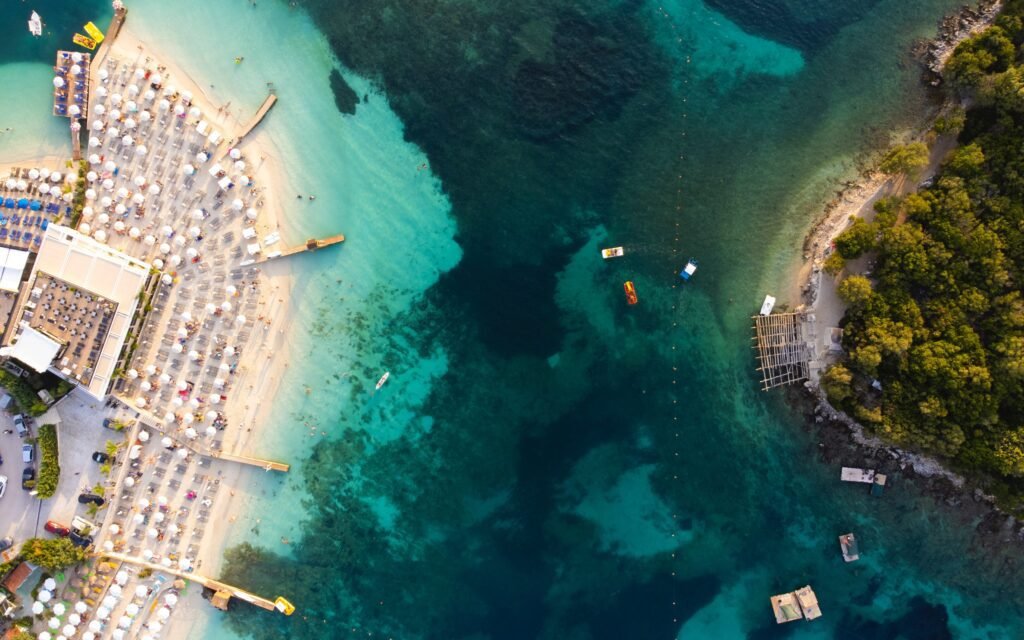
375, 371, 390, 391
623, 281, 638, 305
28, 11, 42, 37
601, 246, 624, 259
679, 258, 698, 281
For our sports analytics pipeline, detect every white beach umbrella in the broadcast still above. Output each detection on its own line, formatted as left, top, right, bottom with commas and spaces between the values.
126, 603, 140, 616
197, 151, 209, 163
79, 223, 91, 235
28, 168, 40, 180
107, 123, 120, 136
94, 229, 107, 243
116, 186, 129, 199
163, 411, 175, 424
177, 379, 189, 391
189, 106, 201, 119
205, 425, 218, 437
127, 368, 138, 379
226, 285, 237, 295
236, 314, 247, 325
161, 224, 174, 237
108, 523, 121, 535
188, 350, 199, 361
246, 207, 258, 220
135, 145, 147, 157
189, 226, 201, 238
186, 247, 199, 259
91, 119, 104, 131
69, 104, 81, 116
171, 343, 183, 355
69, 613, 81, 626
231, 198, 244, 211
181, 311, 193, 322
225, 345, 236, 356
97, 213, 109, 225
102, 178, 114, 190
148, 183, 160, 195
62, 191, 72, 203
161, 436, 173, 447
127, 84, 139, 97
44, 577, 57, 591
100, 196, 112, 208
63, 625, 75, 637
140, 110, 151, 122
181, 414, 194, 427
89, 619, 102, 632
182, 89, 193, 102
129, 226, 141, 238
126, 100, 138, 113
154, 512, 166, 523
38, 590, 51, 603
213, 377, 225, 388
211, 394, 220, 404
121, 134, 133, 147
32, 601, 44, 615
205, 303, 217, 314
49, 618, 61, 630
142, 548, 153, 560
111, 93, 122, 105
158, 99, 170, 111
221, 301, 232, 312
118, 615, 132, 628
134, 68, 145, 79
74, 602, 88, 615
70, 64, 82, 76
135, 585, 149, 598
174, 104, 185, 116
140, 380, 152, 391
173, 235, 186, 247
176, 327, 188, 338
38, 183, 51, 195
159, 372, 172, 384
144, 234, 156, 246
164, 593, 178, 607
190, 209, 204, 221
116, 570, 129, 585
98, 606, 111, 620
160, 558, 172, 570
104, 160, 117, 172
53, 76, 65, 88
15, 179, 26, 191
131, 193, 144, 205
159, 242, 171, 254
151, 72, 163, 84
183, 164, 195, 176
86, 170, 98, 181
102, 540, 114, 552
124, 475, 135, 487
38, 633, 51, 640
112, 631, 125, 640
229, 147, 242, 160
88, 153, 100, 165
85, 188, 96, 201
114, 220, 127, 232
169, 254, 182, 267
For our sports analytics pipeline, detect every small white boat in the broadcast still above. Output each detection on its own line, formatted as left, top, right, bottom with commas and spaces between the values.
679, 258, 698, 281
375, 371, 390, 391
28, 11, 42, 37
760, 295, 776, 316
601, 246, 624, 259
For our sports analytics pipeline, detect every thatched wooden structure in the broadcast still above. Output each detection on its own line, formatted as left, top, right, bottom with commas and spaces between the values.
752, 312, 810, 391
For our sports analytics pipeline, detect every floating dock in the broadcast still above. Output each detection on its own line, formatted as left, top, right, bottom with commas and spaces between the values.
752, 312, 810, 391
771, 585, 822, 624
840, 533, 860, 562
840, 467, 875, 483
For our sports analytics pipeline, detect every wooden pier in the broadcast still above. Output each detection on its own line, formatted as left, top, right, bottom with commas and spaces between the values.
212, 451, 290, 472
99, 552, 284, 613
259, 233, 345, 263
213, 94, 278, 164
752, 312, 810, 391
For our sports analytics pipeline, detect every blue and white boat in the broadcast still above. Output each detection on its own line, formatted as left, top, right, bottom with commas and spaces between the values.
679, 258, 698, 281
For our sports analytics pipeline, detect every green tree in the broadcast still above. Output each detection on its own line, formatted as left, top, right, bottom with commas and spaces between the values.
837, 275, 873, 307
821, 364, 854, 405
834, 218, 877, 259
994, 428, 1024, 476
946, 143, 986, 178
823, 252, 845, 276
21, 538, 86, 572
933, 107, 966, 135
879, 142, 929, 177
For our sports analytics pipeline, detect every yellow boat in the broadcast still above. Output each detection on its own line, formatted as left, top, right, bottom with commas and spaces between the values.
274, 596, 295, 615
72, 33, 97, 50
83, 22, 105, 44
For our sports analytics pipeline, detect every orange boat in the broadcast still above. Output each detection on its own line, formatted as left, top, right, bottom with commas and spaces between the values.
624, 281, 638, 305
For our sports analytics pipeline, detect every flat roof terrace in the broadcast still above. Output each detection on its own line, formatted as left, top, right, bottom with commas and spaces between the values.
23, 274, 117, 386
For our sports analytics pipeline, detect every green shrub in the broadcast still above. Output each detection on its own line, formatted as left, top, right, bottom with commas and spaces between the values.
35, 424, 60, 499
0, 371, 48, 416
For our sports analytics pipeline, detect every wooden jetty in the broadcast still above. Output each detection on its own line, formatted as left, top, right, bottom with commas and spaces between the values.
840, 467, 887, 495
752, 312, 810, 391
236, 94, 277, 142
99, 552, 284, 613
259, 233, 345, 263
89, 6, 127, 76
213, 451, 290, 472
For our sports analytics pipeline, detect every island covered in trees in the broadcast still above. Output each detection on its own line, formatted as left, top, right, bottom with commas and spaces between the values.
823, 0, 1024, 504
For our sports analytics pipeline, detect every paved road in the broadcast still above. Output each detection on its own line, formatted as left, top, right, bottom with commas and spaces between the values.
0, 411, 43, 553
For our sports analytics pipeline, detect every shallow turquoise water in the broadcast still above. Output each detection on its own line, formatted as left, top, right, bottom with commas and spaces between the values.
3, 0, 1023, 639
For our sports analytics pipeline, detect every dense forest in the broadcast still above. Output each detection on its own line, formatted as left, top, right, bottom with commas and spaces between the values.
823, 1, 1024, 500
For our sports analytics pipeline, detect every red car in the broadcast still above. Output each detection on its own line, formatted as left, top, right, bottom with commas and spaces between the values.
44, 521, 70, 537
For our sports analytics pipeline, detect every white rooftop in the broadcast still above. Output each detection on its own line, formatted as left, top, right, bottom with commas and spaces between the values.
0, 325, 62, 373
0, 247, 30, 293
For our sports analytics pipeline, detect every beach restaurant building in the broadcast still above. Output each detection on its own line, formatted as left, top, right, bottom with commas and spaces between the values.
0, 225, 152, 399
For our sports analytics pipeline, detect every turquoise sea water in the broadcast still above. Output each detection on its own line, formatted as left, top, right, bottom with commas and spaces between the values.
4, 1, 1024, 639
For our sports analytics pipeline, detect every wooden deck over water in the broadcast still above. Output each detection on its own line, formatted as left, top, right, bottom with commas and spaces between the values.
100, 552, 282, 612
259, 234, 345, 263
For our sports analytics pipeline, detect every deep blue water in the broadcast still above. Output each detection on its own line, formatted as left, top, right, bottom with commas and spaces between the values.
5, 1, 1024, 639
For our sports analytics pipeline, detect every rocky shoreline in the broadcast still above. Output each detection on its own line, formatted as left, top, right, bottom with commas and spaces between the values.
791, 0, 1024, 550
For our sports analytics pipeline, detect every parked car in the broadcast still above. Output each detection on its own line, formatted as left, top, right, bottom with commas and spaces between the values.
21, 467, 34, 490
0, 475, 7, 499
43, 521, 70, 537
68, 531, 93, 549
0, 537, 13, 552
13, 414, 27, 438
91, 451, 110, 464
77, 493, 104, 506
21, 444, 33, 463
